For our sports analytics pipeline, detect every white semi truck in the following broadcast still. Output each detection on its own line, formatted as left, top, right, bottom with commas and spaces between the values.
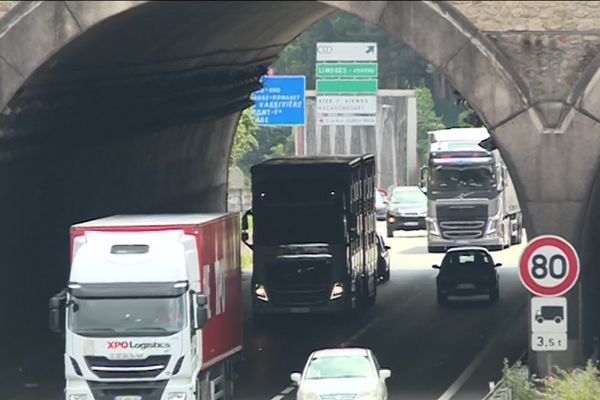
420, 127, 523, 252
49, 214, 242, 400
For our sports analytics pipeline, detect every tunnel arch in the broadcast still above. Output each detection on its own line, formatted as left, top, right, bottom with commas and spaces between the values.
0, 0, 545, 377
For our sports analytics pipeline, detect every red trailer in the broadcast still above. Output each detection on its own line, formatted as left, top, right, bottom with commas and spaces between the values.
50, 213, 242, 400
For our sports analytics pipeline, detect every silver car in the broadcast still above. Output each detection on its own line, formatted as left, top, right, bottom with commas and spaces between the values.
291, 348, 391, 400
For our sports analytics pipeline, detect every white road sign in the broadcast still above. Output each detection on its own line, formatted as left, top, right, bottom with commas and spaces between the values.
316, 115, 376, 126
316, 96, 377, 114
316, 42, 378, 62
531, 333, 567, 351
531, 297, 567, 334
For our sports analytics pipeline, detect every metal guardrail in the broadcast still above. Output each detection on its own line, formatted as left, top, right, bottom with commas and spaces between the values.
228, 188, 252, 213
482, 380, 511, 400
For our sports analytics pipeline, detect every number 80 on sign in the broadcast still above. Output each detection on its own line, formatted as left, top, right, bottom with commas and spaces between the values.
519, 235, 580, 297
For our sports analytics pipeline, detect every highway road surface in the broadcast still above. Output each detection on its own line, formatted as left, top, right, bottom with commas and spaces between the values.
2, 223, 528, 400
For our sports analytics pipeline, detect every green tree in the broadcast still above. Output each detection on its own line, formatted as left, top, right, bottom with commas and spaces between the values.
230, 108, 258, 167
237, 126, 293, 175
416, 87, 445, 165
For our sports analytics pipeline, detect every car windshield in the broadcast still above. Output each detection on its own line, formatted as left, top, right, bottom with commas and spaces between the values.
443, 251, 492, 268
304, 355, 375, 380
68, 295, 186, 337
391, 190, 426, 206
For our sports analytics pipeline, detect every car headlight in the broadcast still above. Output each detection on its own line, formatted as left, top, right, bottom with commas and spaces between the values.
168, 393, 186, 400
357, 390, 379, 400
69, 395, 88, 400
297, 389, 319, 400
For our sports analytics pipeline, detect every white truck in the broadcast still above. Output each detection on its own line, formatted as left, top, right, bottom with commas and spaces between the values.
49, 214, 242, 400
420, 127, 523, 252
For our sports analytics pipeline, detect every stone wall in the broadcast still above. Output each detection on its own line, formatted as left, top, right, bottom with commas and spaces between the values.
451, 1, 600, 32
0, 1, 17, 19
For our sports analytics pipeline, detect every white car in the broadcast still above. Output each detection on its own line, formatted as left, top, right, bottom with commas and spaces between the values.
291, 348, 391, 400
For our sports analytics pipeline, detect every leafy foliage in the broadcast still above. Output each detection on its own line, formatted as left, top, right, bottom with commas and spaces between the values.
416, 87, 445, 165
237, 126, 294, 175
230, 108, 259, 167
502, 359, 536, 400
540, 360, 600, 400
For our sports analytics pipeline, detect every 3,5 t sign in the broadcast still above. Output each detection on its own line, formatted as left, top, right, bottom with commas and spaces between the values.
519, 235, 580, 297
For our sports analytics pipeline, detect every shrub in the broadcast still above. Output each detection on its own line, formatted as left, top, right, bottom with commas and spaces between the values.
540, 360, 600, 400
502, 358, 536, 400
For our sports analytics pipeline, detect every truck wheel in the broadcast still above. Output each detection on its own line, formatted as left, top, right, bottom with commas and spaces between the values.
489, 286, 499, 304
515, 227, 523, 245
437, 290, 448, 306
383, 268, 390, 282
367, 291, 376, 306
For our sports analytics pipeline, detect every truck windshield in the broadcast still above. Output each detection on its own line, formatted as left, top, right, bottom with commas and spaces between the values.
429, 164, 496, 192
68, 295, 186, 337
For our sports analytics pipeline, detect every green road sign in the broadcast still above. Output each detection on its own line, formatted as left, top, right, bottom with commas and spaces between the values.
316, 79, 378, 94
316, 63, 378, 78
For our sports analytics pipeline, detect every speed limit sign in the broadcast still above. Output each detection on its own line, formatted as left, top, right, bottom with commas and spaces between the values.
519, 235, 580, 297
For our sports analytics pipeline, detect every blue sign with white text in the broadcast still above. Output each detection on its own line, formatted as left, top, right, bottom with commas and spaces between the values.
253, 76, 305, 126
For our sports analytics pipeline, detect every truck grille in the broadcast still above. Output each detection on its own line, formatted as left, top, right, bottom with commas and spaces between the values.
266, 261, 332, 307
85, 355, 170, 379
437, 204, 487, 240
88, 381, 168, 400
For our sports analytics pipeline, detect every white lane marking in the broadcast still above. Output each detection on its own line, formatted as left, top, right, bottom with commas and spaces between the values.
435, 335, 499, 400
339, 319, 380, 347
281, 386, 295, 395
270, 395, 285, 400
435, 304, 526, 400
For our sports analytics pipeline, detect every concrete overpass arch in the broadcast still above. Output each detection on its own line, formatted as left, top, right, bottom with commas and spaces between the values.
4, 0, 600, 378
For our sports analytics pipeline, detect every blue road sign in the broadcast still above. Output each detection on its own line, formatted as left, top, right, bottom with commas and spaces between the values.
253, 76, 305, 126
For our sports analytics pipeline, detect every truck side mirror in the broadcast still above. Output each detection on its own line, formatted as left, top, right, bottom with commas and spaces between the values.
196, 294, 209, 329
419, 166, 428, 194
241, 210, 253, 250
48, 291, 66, 333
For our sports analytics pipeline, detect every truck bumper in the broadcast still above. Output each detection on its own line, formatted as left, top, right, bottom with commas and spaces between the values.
427, 235, 504, 251
66, 379, 193, 400
253, 296, 353, 315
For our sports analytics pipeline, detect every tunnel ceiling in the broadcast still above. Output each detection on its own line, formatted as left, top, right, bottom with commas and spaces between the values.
1, 1, 334, 160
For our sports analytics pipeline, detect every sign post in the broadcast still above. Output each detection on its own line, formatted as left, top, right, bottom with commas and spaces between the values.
519, 235, 580, 353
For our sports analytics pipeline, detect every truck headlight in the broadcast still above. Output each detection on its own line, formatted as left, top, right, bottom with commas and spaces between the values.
69, 395, 88, 400
168, 394, 186, 400
426, 218, 440, 236
330, 282, 344, 300
255, 284, 268, 302
485, 216, 499, 235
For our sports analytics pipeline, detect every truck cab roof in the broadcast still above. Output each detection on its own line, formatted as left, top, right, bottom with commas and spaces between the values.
72, 213, 229, 229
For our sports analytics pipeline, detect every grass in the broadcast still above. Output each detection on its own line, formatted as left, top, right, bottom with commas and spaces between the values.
500, 359, 600, 400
